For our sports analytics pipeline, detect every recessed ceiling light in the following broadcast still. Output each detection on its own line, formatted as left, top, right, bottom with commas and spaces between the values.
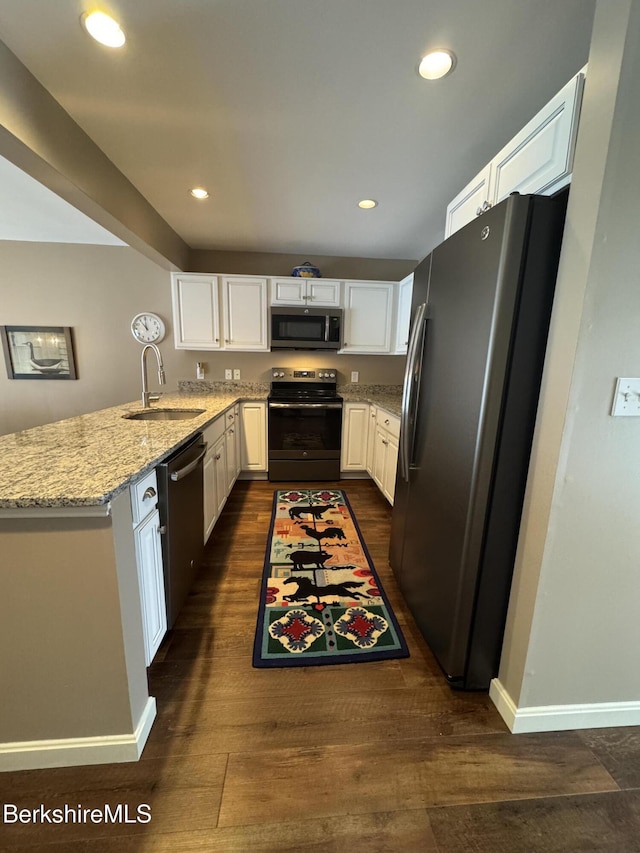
358, 199, 378, 209
190, 187, 210, 200
418, 49, 456, 80
81, 11, 126, 48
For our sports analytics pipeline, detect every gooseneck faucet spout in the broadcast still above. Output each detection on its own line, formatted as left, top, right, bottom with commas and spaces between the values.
141, 343, 166, 407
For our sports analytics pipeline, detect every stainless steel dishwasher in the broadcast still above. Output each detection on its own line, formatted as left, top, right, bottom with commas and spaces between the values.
157, 432, 207, 628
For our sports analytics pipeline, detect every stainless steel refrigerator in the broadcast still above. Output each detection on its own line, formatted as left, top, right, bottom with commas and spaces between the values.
389, 191, 568, 690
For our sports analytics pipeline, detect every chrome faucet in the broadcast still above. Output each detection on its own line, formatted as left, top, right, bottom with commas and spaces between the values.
140, 343, 166, 407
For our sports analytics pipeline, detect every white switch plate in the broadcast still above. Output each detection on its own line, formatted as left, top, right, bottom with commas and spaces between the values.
611, 378, 640, 416
351, 371, 359, 383
233, 369, 241, 380
225, 369, 232, 380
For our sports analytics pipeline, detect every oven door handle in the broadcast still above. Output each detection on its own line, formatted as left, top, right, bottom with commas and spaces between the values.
268, 402, 343, 409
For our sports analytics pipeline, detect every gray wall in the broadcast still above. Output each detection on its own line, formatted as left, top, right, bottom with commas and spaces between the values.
498, 0, 640, 711
189, 249, 417, 281
0, 241, 406, 435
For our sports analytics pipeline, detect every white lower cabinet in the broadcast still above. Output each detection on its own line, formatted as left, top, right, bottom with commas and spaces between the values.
240, 402, 267, 471
341, 402, 370, 471
371, 408, 400, 505
366, 406, 377, 474
225, 407, 240, 492
203, 414, 230, 542
130, 470, 166, 666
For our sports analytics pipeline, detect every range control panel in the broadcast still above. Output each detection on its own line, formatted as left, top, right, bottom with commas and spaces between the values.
271, 367, 337, 381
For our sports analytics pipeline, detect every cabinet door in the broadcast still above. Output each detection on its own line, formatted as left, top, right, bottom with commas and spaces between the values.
233, 405, 241, 477
366, 406, 377, 475
134, 509, 167, 666
342, 281, 394, 353
394, 273, 414, 354
271, 278, 307, 305
225, 424, 238, 492
382, 432, 399, 505
492, 73, 584, 204
203, 451, 217, 542
341, 403, 369, 470
445, 164, 493, 239
240, 402, 267, 471
222, 276, 268, 350
171, 274, 221, 349
307, 279, 341, 306
372, 426, 387, 492
213, 434, 228, 518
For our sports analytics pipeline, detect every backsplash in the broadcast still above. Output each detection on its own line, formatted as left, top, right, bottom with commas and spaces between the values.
178, 380, 270, 395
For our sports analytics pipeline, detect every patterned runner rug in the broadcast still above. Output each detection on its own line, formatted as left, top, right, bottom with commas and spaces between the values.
253, 489, 409, 667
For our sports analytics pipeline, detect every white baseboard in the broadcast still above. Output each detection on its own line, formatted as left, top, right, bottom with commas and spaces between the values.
0, 697, 156, 772
490, 678, 640, 733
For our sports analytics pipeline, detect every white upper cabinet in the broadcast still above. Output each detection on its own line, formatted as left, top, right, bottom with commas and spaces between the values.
341, 281, 395, 354
271, 277, 341, 307
492, 73, 584, 204
445, 69, 585, 238
222, 276, 269, 351
393, 273, 414, 355
445, 164, 493, 240
172, 274, 221, 349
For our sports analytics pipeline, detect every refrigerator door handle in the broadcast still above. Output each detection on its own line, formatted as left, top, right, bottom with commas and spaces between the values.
400, 301, 427, 481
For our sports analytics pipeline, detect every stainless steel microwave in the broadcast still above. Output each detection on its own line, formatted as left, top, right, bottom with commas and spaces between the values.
270, 306, 343, 350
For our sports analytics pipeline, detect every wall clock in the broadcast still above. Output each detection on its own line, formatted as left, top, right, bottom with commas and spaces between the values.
131, 312, 166, 344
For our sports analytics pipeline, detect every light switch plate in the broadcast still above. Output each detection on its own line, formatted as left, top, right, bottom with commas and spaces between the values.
225, 369, 232, 380
351, 371, 359, 383
233, 369, 241, 380
611, 378, 640, 416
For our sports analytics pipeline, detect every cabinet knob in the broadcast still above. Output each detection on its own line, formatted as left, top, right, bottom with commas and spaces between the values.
143, 487, 156, 499
158, 525, 167, 535
382, 439, 389, 446
385, 418, 390, 425
215, 453, 221, 460
476, 206, 483, 216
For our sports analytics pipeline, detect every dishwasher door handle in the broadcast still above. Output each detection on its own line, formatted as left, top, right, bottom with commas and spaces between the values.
169, 444, 207, 481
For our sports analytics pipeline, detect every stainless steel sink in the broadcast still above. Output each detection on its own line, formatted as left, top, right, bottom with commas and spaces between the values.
123, 408, 206, 421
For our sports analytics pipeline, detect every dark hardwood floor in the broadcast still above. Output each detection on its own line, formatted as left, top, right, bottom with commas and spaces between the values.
1, 479, 639, 851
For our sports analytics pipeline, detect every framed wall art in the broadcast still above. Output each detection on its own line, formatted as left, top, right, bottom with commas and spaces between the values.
1, 326, 78, 380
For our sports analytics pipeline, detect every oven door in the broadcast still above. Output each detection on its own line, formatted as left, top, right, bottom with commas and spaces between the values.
270, 309, 342, 349
268, 402, 343, 459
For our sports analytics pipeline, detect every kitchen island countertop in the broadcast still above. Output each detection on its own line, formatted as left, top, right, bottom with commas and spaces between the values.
0, 386, 268, 510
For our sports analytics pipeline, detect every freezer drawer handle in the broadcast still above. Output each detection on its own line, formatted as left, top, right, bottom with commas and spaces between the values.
169, 444, 207, 481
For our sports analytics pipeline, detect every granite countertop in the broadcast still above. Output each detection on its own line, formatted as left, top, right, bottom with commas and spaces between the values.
0, 383, 268, 510
0, 380, 401, 510
338, 384, 403, 417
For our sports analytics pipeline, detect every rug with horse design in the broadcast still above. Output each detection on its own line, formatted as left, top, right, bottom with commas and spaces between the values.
252, 489, 409, 667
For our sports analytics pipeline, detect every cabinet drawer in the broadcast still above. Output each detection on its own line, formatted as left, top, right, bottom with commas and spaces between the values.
223, 407, 236, 431
376, 409, 400, 439
131, 469, 158, 526
203, 413, 225, 449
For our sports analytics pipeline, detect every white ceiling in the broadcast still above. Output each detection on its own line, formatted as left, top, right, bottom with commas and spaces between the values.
0, 0, 595, 260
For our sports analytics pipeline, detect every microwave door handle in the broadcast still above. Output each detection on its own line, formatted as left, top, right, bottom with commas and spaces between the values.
324, 315, 330, 342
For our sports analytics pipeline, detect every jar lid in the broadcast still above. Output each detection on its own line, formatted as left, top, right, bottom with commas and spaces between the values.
291, 261, 321, 278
